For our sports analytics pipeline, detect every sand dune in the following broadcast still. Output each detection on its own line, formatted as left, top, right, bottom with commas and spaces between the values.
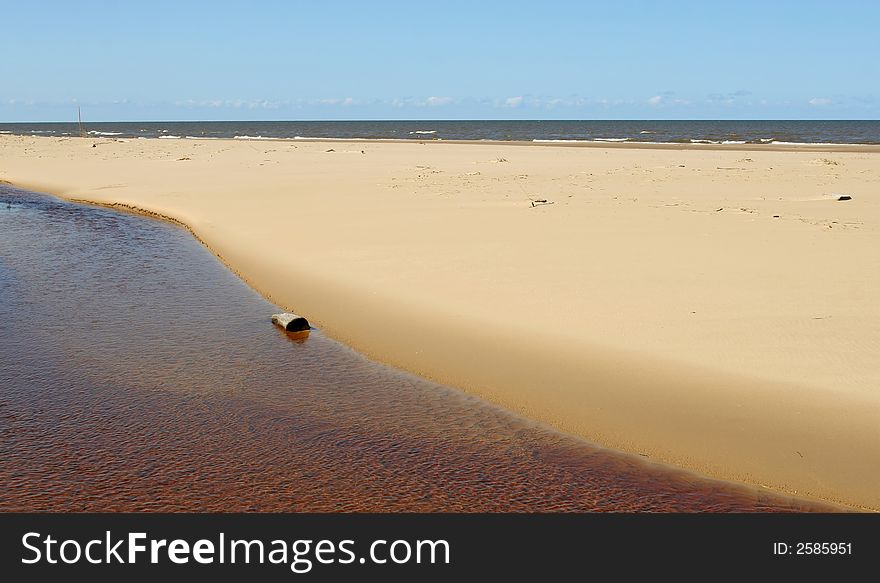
3, 134, 879, 509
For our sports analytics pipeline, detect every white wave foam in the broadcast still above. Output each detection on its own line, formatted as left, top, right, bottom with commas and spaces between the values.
88, 131, 124, 136
639, 130, 655, 134
530, 137, 866, 148
233, 135, 282, 140
533, 138, 639, 144
686, 139, 746, 145
409, 130, 437, 134
158, 135, 182, 139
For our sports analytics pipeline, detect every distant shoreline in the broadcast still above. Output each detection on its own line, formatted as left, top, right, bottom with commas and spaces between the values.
3, 119, 880, 151
255, 136, 880, 153
5, 131, 880, 153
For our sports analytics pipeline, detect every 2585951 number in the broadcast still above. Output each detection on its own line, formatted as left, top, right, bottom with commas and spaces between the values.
796, 542, 851, 555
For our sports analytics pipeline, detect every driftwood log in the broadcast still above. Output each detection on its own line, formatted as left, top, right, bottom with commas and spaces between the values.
271, 312, 310, 332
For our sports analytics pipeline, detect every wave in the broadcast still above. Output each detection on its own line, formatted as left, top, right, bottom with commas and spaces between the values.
534, 137, 757, 146
88, 131, 123, 136
533, 138, 632, 143
409, 130, 437, 134
685, 139, 746, 144
533, 136, 873, 147
157, 135, 182, 139
233, 135, 282, 140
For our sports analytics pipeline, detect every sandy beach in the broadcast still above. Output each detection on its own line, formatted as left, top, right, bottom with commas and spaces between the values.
2, 134, 878, 510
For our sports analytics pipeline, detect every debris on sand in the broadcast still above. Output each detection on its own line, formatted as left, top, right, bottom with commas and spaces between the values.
811, 158, 840, 166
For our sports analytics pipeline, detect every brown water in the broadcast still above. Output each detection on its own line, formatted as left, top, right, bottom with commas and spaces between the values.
0, 187, 834, 512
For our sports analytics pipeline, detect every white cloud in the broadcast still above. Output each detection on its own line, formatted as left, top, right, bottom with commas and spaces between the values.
647, 95, 663, 105
504, 96, 524, 107
425, 96, 452, 106
175, 99, 288, 109
317, 97, 355, 106
808, 97, 832, 106
247, 99, 281, 109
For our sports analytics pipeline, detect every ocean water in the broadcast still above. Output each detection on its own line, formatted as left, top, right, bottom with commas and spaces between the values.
1, 120, 879, 145
0, 186, 835, 512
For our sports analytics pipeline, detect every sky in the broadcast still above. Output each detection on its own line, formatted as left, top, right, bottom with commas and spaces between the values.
2, 0, 878, 121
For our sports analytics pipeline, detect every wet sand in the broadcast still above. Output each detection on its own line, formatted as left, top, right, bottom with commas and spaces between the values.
1, 134, 878, 509
0, 187, 834, 512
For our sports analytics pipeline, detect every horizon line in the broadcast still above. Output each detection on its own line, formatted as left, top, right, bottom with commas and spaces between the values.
3, 118, 880, 124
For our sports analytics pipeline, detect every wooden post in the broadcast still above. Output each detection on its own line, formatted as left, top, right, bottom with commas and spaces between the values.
271, 312, 310, 332
77, 106, 85, 138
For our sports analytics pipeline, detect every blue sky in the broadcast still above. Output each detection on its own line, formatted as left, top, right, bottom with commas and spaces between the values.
2, 0, 878, 121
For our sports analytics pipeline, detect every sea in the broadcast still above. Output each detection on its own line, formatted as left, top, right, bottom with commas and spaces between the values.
1, 120, 879, 145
